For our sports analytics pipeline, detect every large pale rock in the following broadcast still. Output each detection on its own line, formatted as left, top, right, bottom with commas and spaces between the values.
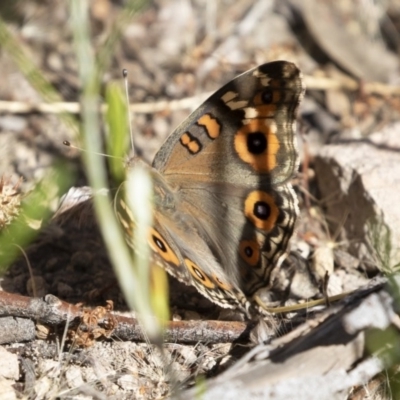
314, 125, 400, 267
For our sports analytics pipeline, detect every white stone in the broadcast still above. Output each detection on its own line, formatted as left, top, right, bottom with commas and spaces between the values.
0, 347, 19, 380
65, 365, 85, 389
0, 378, 17, 400
315, 124, 400, 267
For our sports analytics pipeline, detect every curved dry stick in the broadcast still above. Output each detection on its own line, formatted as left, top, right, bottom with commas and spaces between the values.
0, 291, 251, 344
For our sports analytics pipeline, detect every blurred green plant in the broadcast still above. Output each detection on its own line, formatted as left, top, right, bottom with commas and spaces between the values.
0, 10, 79, 270
0, 163, 73, 271
365, 218, 400, 399
367, 217, 400, 275
70, 0, 169, 343
105, 82, 129, 181
365, 326, 400, 399
0, 0, 169, 344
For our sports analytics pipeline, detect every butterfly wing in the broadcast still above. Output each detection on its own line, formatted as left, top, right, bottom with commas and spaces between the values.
119, 61, 304, 314
153, 61, 303, 186
116, 164, 252, 313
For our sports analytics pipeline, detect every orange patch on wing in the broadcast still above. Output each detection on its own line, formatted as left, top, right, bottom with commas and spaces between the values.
234, 120, 279, 172
212, 274, 233, 291
180, 132, 201, 154
185, 259, 215, 289
244, 191, 279, 231
239, 238, 261, 267
148, 228, 180, 266
252, 104, 277, 118
197, 114, 221, 139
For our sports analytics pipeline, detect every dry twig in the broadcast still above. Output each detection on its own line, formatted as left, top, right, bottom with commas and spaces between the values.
0, 74, 398, 116
0, 291, 250, 344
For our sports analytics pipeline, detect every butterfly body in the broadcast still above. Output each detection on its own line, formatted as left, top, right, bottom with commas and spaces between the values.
117, 61, 305, 316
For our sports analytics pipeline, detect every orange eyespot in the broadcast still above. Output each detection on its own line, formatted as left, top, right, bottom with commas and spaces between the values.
244, 191, 279, 232
234, 120, 279, 172
148, 228, 180, 266
253, 86, 281, 108
184, 259, 215, 289
239, 239, 260, 267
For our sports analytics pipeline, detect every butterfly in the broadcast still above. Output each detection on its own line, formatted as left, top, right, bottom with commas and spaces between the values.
116, 61, 304, 317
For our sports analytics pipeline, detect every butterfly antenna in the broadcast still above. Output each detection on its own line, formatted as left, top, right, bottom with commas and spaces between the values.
63, 141, 124, 161
122, 69, 135, 156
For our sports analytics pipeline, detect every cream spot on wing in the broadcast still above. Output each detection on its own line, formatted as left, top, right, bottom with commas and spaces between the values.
243, 107, 258, 119
264, 119, 278, 132
221, 91, 238, 103
221, 91, 248, 110
226, 100, 248, 110
252, 70, 272, 86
